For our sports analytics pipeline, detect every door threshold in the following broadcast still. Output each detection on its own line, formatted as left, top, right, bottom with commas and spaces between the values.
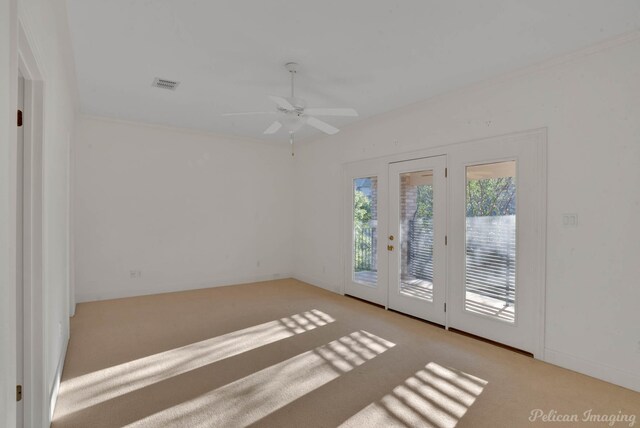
345, 294, 530, 357
345, 294, 385, 309
387, 309, 445, 329
448, 328, 533, 357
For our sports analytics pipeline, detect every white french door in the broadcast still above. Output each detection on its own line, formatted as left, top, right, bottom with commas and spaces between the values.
447, 133, 545, 356
344, 130, 545, 356
344, 159, 389, 306
387, 156, 447, 324
344, 155, 447, 324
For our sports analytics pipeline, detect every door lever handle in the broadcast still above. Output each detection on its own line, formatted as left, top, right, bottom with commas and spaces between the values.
387, 245, 394, 251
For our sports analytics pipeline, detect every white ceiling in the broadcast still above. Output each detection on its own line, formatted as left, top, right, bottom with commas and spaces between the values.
66, 0, 640, 143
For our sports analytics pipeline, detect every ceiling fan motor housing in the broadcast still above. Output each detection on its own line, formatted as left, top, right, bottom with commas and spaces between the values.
279, 96, 306, 114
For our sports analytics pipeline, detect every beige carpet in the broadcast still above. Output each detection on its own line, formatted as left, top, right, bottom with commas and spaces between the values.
52, 279, 640, 428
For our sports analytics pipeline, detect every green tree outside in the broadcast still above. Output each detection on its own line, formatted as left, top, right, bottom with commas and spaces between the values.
353, 190, 374, 271
466, 177, 516, 217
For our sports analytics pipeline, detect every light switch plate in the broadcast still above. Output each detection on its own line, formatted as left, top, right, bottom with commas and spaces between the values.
562, 213, 578, 227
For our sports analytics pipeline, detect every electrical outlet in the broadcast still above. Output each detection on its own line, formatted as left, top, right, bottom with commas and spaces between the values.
129, 270, 142, 279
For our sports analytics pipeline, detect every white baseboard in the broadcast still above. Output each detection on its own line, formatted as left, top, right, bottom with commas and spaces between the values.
48, 335, 69, 424
75, 273, 292, 303
544, 347, 640, 393
292, 273, 342, 295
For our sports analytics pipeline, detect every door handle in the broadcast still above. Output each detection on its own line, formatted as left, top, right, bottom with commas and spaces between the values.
388, 235, 394, 241
387, 245, 394, 251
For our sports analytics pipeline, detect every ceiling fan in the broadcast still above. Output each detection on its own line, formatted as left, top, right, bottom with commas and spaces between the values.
222, 62, 358, 154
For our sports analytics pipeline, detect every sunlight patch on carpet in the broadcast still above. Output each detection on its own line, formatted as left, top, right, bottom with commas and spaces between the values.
125, 330, 395, 428
339, 362, 487, 428
56, 309, 335, 418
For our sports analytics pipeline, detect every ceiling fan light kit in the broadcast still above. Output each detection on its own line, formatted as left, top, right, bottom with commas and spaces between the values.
222, 62, 359, 156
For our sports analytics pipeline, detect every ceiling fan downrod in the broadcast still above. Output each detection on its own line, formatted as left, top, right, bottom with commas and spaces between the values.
285, 62, 298, 98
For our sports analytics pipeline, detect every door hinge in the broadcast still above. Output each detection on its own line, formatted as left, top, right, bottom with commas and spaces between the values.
16, 384, 22, 402
444, 303, 447, 312
445, 167, 447, 178
445, 235, 448, 245
17, 109, 23, 127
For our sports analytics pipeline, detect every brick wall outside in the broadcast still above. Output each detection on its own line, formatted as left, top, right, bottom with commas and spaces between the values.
400, 174, 418, 276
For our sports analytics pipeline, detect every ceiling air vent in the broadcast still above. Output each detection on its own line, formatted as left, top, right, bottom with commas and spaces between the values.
152, 77, 180, 91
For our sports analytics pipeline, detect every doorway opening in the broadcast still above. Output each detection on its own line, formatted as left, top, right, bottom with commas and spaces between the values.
17, 21, 46, 427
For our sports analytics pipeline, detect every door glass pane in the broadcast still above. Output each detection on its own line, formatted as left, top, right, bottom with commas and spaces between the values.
353, 177, 378, 286
399, 170, 434, 301
465, 161, 516, 322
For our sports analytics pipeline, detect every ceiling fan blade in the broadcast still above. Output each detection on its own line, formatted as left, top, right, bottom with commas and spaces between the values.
221, 111, 276, 117
263, 121, 282, 135
306, 116, 340, 135
269, 95, 294, 111
305, 108, 358, 117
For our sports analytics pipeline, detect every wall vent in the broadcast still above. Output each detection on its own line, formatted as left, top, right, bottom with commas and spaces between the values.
152, 77, 180, 90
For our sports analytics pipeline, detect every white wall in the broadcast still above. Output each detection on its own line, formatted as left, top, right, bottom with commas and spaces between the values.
292, 34, 640, 391
1, 0, 77, 426
74, 117, 294, 302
